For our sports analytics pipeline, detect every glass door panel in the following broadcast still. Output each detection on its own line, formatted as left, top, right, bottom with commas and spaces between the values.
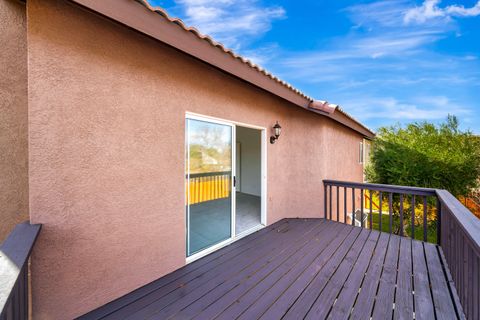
186, 118, 233, 257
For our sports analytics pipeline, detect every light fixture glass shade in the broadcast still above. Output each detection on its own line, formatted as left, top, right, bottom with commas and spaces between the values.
274, 122, 282, 137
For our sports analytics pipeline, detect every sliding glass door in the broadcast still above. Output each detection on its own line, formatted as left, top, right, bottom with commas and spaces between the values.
186, 117, 233, 257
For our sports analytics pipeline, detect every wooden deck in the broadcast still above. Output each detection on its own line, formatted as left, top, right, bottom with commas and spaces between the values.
79, 219, 464, 320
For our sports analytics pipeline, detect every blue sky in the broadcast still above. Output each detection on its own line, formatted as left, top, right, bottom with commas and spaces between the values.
148, 0, 480, 133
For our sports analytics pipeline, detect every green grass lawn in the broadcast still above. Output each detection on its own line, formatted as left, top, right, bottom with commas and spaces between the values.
369, 212, 437, 244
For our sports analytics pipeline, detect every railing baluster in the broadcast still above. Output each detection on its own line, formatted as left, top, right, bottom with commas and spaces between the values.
379, 192, 383, 232
360, 189, 364, 228
423, 196, 428, 242
324, 183, 327, 219
336, 186, 340, 222
411, 195, 416, 239
369, 190, 373, 230
344, 187, 347, 224
329, 185, 332, 220
352, 188, 356, 226
436, 197, 441, 245
388, 193, 393, 234
400, 194, 404, 237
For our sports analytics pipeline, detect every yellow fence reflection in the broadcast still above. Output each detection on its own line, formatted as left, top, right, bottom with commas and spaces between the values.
186, 172, 231, 205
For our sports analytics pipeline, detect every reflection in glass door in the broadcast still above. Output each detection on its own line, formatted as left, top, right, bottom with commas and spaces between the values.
186, 118, 233, 257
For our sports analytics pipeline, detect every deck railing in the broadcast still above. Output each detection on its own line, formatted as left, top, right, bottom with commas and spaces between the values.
323, 179, 480, 319
186, 171, 231, 205
438, 190, 480, 319
323, 180, 439, 242
0, 222, 41, 320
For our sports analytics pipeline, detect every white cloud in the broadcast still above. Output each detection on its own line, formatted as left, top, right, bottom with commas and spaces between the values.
404, 0, 480, 24
447, 2, 480, 16
341, 96, 470, 121
346, 0, 410, 28
173, 0, 285, 49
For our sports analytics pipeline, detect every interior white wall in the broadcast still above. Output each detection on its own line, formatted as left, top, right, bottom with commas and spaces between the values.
236, 126, 261, 197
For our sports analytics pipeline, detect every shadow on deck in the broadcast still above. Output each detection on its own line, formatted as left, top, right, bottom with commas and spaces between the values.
79, 218, 463, 319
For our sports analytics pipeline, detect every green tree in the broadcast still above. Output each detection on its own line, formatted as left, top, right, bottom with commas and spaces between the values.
365, 116, 480, 242
366, 115, 480, 197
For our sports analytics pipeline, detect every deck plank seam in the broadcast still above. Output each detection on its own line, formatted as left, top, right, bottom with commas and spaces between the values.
81, 219, 293, 319
140, 220, 325, 319
250, 223, 357, 320
341, 231, 384, 319
280, 226, 364, 319
326, 230, 381, 319
117, 220, 313, 319
366, 233, 392, 320
304, 229, 373, 319
422, 241, 438, 320
255, 225, 359, 320
231, 222, 346, 320
179, 220, 335, 319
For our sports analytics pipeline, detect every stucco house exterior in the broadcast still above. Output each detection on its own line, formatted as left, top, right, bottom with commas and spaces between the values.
1, 0, 379, 318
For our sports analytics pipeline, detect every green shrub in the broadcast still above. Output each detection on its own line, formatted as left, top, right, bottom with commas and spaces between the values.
366, 115, 480, 197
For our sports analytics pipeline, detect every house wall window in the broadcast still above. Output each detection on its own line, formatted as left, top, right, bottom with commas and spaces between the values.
359, 141, 364, 164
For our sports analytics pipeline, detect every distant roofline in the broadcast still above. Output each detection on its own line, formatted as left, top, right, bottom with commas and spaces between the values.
68, 0, 375, 138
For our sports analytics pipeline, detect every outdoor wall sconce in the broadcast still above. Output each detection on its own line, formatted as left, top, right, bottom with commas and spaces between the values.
270, 121, 282, 144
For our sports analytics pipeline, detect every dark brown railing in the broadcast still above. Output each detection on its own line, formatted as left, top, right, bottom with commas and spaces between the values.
324, 180, 480, 320
0, 222, 41, 320
438, 190, 480, 319
323, 180, 439, 243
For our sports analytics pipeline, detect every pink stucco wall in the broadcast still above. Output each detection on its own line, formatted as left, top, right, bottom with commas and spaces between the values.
27, 0, 364, 318
0, 0, 29, 242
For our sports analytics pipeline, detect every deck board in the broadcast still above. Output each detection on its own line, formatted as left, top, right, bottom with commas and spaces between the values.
328, 230, 381, 320
412, 240, 435, 320
79, 218, 464, 320
371, 234, 400, 320
394, 237, 414, 320
349, 232, 390, 320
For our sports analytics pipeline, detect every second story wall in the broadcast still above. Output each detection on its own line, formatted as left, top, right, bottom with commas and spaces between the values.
0, 0, 28, 242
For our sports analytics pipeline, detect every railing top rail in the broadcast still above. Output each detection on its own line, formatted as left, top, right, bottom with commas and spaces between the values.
323, 179, 437, 196
0, 221, 41, 312
437, 189, 480, 253
186, 171, 231, 178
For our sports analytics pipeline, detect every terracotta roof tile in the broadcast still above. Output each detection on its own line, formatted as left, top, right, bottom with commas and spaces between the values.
136, 0, 374, 136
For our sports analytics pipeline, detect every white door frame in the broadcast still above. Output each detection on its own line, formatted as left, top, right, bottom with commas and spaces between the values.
185, 112, 267, 263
